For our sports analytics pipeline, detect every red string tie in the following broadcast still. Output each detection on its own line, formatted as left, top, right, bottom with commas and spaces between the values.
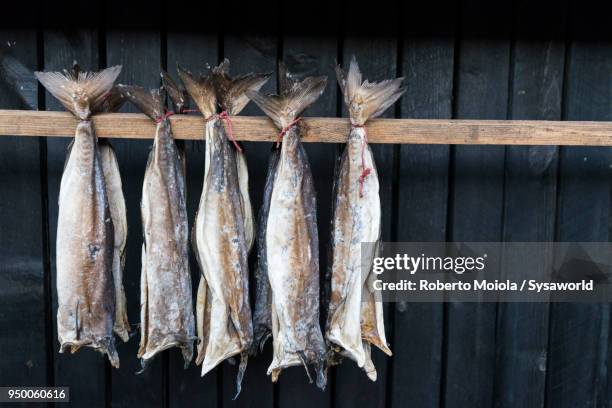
155, 110, 175, 123
204, 112, 242, 152
218, 111, 242, 153
352, 124, 371, 198
276, 117, 301, 148
179, 107, 199, 114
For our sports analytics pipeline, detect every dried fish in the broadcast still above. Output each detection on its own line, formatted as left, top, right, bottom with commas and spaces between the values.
117, 83, 195, 370
246, 65, 327, 388
36, 64, 122, 367
326, 56, 405, 380
98, 87, 130, 343
252, 146, 280, 353
179, 61, 267, 396
212, 59, 269, 252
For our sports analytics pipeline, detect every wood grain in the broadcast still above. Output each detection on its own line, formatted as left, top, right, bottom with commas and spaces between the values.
3, 110, 612, 146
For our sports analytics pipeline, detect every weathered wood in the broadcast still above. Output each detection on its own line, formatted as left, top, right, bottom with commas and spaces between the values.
42, 1, 107, 405
3, 110, 612, 146
333, 4, 397, 405
444, 1, 512, 407
223, 4, 277, 405
494, 1, 566, 407
547, 1, 612, 406
0, 16, 49, 397
280, 0, 337, 405
106, 1, 165, 406
390, 3, 455, 407
165, 4, 219, 407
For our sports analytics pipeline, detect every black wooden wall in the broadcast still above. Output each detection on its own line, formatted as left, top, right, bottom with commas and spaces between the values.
1, 0, 612, 407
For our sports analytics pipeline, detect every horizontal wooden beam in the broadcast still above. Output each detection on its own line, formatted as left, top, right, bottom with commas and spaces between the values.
1, 109, 612, 146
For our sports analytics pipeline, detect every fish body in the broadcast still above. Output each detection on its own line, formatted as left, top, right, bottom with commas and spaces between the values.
36, 65, 123, 367
99, 140, 130, 342
326, 56, 405, 380
179, 62, 269, 395
56, 121, 118, 366
193, 120, 252, 376
265, 127, 326, 383
252, 147, 280, 352
246, 66, 327, 387
118, 84, 195, 369
326, 128, 388, 380
139, 119, 193, 366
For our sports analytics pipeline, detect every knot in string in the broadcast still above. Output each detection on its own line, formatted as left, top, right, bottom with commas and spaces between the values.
352, 124, 371, 198
155, 110, 175, 123
204, 111, 242, 153
276, 117, 301, 148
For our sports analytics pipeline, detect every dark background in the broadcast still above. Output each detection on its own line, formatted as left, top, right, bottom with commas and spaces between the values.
1, 0, 612, 407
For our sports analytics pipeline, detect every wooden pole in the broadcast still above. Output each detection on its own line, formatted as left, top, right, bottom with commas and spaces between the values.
1, 109, 612, 145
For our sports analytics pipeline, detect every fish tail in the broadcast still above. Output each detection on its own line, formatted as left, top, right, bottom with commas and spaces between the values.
212, 59, 271, 115
35, 64, 122, 119
336, 55, 405, 126
176, 64, 216, 118
100, 337, 120, 369
246, 63, 326, 129
160, 70, 188, 113
116, 84, 165, 121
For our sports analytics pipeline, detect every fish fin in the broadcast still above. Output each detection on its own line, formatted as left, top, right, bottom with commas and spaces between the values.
161, 70, 189, 113
297, 351, 314, 384
212, 58, 271, 115
177, 64, 216, 118
246, 65, 326, 129
336, 55, 405, 125
35, 65, 122, 119
97, 85, 126, 113
233, 352, 248, 399
116, 84, 165, 121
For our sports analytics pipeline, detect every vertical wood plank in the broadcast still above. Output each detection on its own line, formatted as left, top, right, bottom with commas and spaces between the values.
223, 3, 277, 405
547, 1, 612, 406
445, 1, 512, 407
165, 3, 219, 406
495, 1, 566, 407
281, 0, 338, 406
391, 3, 455, 407
42, 1, 107, 405
334, 1, 397, 406
105, 2, 164, 406
0, 12, 48, 397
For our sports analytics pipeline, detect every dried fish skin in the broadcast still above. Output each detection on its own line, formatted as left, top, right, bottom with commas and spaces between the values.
193, 120, 252, 377
181, 63, 257, 396
118, 85, 195, 369
212, 59, 270, 253
56, 121, 118, 366
98, 88, 130, 343
99, 140, 130, 343
246, 66, 327, 388
265, 127, 326, 385
36, 65, 122, 368
326, 56, 404, 381
252, 147, 280, 353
